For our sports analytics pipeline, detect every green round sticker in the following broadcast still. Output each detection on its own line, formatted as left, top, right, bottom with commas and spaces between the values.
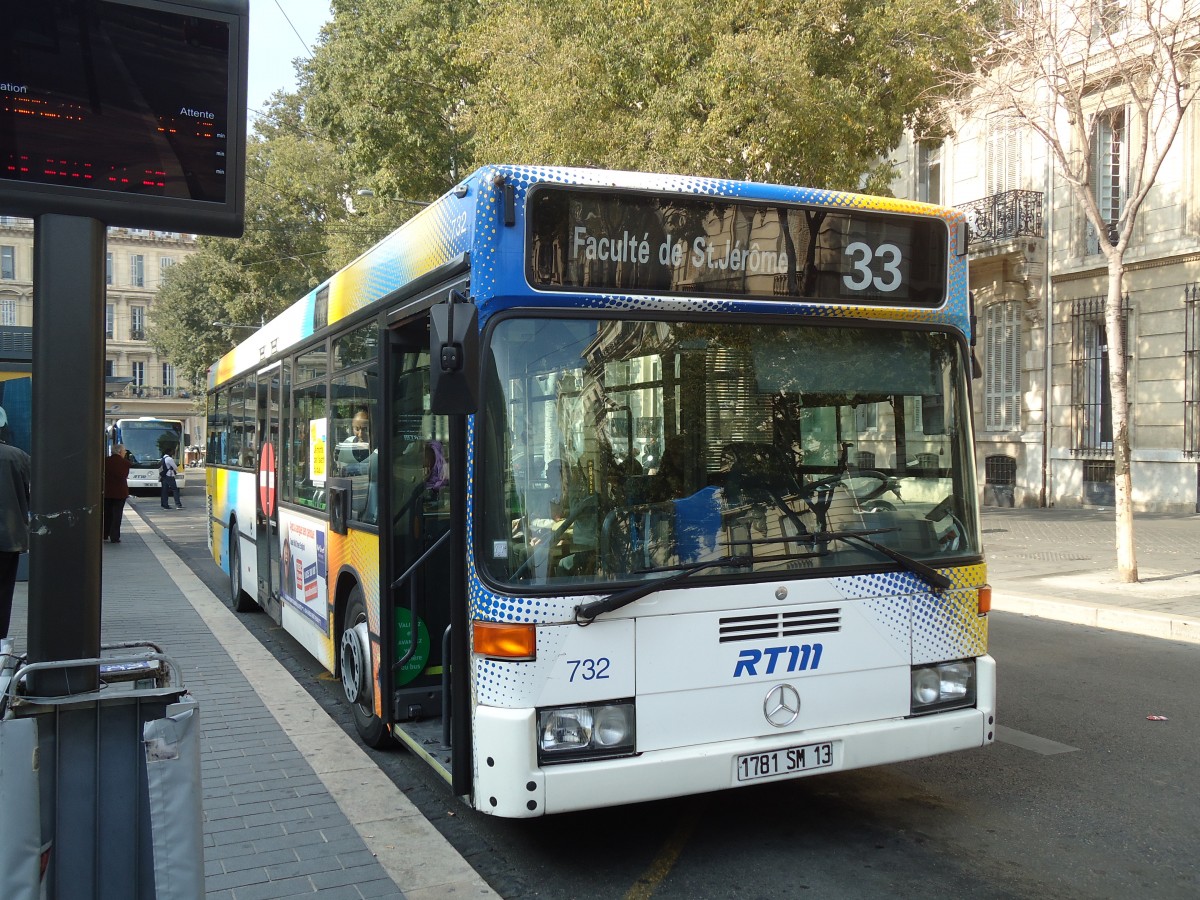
393, 608, 432, 685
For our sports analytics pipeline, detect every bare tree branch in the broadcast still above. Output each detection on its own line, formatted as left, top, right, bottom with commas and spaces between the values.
941, 0, 1200, 582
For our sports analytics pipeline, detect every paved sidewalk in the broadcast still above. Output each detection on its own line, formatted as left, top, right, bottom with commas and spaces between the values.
8, 512, 497, 900
982, 506, 1200, 643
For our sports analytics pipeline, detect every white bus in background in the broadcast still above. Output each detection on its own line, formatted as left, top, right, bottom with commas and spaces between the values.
107, 417, 186, 493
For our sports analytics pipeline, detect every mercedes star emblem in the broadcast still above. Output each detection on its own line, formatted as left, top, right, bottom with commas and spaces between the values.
763, 683, 801, 728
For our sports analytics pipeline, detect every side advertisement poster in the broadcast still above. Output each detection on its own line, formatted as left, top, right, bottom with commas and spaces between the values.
278, 511, 328, 629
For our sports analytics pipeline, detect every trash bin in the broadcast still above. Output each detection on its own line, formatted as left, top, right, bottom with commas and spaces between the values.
0, 644, 203, 900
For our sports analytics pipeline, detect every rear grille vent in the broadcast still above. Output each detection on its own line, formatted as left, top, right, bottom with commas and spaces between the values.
718, 608, 841, 643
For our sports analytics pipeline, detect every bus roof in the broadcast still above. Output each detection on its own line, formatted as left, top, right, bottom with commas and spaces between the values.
210, 165, 968, 389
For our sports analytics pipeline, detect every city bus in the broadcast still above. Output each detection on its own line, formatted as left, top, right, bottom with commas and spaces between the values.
107, 416, 186, 493
206, 165, 995, 818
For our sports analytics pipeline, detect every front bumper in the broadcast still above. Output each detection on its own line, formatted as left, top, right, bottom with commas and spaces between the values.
472, 654, 996, 817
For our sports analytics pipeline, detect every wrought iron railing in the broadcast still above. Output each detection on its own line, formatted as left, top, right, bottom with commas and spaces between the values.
954, 190, 1044, 246
105, 384, 192, 400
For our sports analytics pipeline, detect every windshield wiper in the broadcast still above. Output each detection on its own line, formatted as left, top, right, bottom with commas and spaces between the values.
809, 528, 951, 592
573, 527, 950, 626
574, 555, 752, 625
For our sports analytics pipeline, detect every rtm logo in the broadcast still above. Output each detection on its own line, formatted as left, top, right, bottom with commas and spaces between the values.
733, 644, 824, 678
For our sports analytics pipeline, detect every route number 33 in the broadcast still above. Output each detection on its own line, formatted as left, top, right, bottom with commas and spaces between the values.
842, 241, 903, 293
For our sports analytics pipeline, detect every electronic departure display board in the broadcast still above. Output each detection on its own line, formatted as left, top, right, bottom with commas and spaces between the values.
527, 187, 949, 307
0, 0, 247, 236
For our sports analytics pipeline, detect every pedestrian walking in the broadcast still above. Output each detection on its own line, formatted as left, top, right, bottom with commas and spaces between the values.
0, 406, 31, 639
160, 450, 182, 509
104, 444, 132, 542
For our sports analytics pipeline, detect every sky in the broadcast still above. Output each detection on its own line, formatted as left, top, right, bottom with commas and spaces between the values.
246, 0, 333, 128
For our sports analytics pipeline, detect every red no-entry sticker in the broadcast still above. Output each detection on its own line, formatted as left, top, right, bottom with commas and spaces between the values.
258, 442, 276, 517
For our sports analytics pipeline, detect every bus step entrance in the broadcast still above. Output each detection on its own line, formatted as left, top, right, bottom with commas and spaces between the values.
392, 687, 440, 722
392, 715, 453, 778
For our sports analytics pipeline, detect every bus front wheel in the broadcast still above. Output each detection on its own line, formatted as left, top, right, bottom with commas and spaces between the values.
228, 527, 257, 613
341, 587, 391, 748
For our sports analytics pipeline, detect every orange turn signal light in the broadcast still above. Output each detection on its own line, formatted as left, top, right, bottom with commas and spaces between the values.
473, 620, 537, 660
978, 584, 992, 615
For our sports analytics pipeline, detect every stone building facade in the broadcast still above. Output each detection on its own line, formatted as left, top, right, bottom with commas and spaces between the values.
889, 41, 1200, 514
0, 216, 203, 449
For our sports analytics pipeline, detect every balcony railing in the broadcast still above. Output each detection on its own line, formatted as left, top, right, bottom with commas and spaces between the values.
954, 190, 1044, 246
105, 384, 192, 400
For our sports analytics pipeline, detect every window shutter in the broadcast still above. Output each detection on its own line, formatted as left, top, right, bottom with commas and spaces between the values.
984, 302, 1021, 431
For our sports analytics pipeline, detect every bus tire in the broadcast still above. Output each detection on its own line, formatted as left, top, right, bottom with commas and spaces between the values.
228, 527, 257, 613
342, 587, 391, 748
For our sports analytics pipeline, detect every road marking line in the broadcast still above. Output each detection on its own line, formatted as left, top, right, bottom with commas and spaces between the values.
624, 799, 705, 900
996, 725, 1080, 755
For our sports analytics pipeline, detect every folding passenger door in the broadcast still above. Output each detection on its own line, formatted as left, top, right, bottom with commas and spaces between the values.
255, 363, 283, 622
382, 319, 455, 723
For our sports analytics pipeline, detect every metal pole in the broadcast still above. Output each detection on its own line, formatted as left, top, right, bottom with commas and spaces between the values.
27, 215, 105, 695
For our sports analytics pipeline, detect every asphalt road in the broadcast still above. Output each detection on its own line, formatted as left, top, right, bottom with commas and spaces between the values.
148, 478, 1200, 899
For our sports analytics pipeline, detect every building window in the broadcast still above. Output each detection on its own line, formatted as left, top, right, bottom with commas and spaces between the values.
1, 246, 14, 280
132, 361, 145, 391
1186, 283, 1200, 458
986, 117, 1022, 196
0, 298, 16, 326
984, 302, 1022, 431
160, 256, 175, 270
105, 304, 114, 338
855, 403, 878, 432
1071, 295, 1129, 456
129, 254, 145, 287
1082, 459, 1116, 506
105, 359, 114, 377
1088, 109, 1125, 254
106, 252, 113, 285
917, 140, 943, 204
131, 306, 145, 341
1092, 0, 1127, 38
162, 363, 176, 396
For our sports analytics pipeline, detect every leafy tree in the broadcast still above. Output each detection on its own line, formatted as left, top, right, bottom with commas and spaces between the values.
149, 250, 250, 390
301, 0, 988, 192
302, 0, 478, 199
150, 91, 386, 385
945, 0, 1200, 582
464, 0, 988, 191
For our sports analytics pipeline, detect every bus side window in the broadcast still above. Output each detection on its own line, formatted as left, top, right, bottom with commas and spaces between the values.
331, 363, 378, 525
291, 379, 327, 511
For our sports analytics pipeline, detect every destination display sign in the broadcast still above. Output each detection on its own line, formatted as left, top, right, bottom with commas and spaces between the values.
0, 0, 247, 236
527, 186, 948, 307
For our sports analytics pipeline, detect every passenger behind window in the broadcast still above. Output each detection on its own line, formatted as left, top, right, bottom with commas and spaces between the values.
336, 406, 372, 476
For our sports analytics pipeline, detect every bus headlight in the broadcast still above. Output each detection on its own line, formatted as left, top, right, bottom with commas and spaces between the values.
537, 700, 635, 764
910, 660, 976, 715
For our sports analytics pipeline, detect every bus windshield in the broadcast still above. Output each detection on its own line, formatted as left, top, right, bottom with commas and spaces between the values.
114, 420, 182, 469
480, 317, 979, 591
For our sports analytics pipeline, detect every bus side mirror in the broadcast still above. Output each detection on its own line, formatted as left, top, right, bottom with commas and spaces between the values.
328, 478, 350, 535
429, 294, 479, 415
